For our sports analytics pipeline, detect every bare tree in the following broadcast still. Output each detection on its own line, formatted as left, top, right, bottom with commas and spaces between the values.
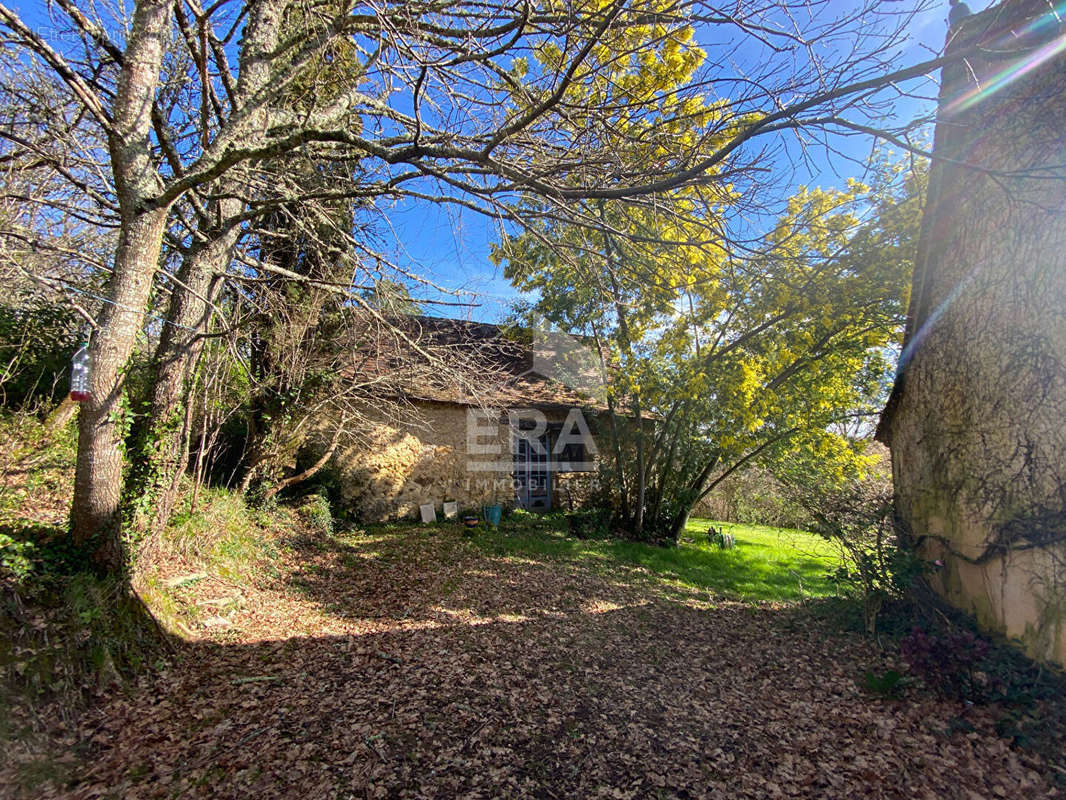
0, 0, 958, 573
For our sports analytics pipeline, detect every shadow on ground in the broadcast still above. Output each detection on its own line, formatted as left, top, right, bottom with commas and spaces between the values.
3, 528, 1054, 799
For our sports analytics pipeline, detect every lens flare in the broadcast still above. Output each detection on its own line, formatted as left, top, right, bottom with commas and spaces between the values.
944, 3, 1066, 115
897, 263, 982, 372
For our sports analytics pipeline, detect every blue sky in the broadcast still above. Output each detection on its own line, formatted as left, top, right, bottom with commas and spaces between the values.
389, 1, 966, 322
379, 191, 514, 321
11, 0, 975, 322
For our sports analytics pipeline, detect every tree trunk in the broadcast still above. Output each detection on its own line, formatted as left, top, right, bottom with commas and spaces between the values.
633, 403, 646, 537
120, 0, 286, 537
603, 393, 632, 525
596, 200, 647, 538
70, 0, 171, 574
72, 206, 169, 571
667, 509, 691, 543
126, 207, 238, 535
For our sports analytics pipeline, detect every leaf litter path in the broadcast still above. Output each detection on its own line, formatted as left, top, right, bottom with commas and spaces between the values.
7, 528, 1056, 799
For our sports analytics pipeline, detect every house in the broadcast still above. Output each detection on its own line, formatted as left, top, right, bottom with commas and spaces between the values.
877, 0, 1066, 665
331, 316, 604, 521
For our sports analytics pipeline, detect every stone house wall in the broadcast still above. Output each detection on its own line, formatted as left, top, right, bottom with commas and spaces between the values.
333, 401, 599, 522
879, 0, 1066, 664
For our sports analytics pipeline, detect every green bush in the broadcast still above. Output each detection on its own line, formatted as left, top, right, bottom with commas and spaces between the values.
697, 466, 812, 529
565, 508, 612, 539
0, 530, 35, 582
296, 493, 334, 535
0, 521, 98, 585
781, 463, 928, 634
0, 300, 79, 408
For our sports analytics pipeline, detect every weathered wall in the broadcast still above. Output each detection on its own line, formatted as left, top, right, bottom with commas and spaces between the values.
881, 0, 1066, 664
333, 402, 598, 521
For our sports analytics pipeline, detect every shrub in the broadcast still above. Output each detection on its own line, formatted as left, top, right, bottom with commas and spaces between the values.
780, 446, 929, 634
296, 493, 334, 535
0, 521, 100, 585
567, 508, 611, 539
0, 530, 34, 582
696, 466, 812, 529
0, 299, 79, 408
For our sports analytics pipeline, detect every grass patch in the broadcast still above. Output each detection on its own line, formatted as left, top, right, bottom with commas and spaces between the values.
134, 488, 303, 635
0, 410, 77, 527
162, 488, 283, 583
468, 513, 843, 602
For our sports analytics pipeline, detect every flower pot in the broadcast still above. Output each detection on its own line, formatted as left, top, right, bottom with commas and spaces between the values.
482, 504, 502, 528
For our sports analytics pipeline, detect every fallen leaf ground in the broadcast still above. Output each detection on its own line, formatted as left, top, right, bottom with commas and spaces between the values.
3, 526, 1059, 799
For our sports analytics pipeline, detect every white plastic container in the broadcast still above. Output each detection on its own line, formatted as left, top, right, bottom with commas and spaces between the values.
419, 503, 437, 524
70, 342, 91, 402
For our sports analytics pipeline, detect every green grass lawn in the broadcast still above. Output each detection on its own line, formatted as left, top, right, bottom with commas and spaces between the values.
464, 513, 844, 603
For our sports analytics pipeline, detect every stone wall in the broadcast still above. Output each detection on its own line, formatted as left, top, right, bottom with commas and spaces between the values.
333, 401, 599, 521
880, 0, 1066, 664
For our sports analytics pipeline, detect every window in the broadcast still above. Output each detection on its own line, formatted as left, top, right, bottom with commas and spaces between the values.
555, 438, 587, 472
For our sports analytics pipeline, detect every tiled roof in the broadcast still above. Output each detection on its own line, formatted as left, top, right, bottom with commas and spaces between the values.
345, 315, 606, 411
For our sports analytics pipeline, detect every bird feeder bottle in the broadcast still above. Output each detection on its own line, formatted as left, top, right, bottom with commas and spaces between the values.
70, 339, 91, 402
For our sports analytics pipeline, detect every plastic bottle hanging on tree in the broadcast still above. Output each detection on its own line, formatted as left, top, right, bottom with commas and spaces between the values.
70, 339, 91, 402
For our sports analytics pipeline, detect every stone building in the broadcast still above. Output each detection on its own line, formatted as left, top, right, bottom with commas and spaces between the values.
332, 317, 603, 521
878, 0, 1066, 664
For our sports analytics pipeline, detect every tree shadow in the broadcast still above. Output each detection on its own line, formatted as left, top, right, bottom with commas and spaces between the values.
280, 524, 648, 625
6, 525, 1060, 799
15, 592, 1052, 800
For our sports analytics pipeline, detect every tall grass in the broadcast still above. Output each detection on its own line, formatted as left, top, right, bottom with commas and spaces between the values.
162, 488, 282, 582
